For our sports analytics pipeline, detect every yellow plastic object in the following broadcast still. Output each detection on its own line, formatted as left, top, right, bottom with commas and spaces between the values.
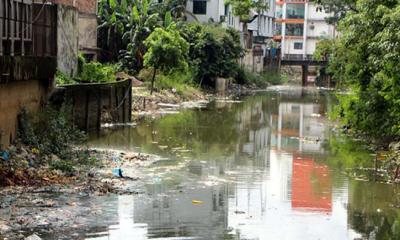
192, 200, 204, 205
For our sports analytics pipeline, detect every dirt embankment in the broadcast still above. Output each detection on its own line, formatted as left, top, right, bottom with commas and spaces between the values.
0, 147, 159, 240
130, 84, 263, 120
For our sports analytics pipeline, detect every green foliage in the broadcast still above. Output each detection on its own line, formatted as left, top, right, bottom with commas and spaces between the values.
143, 24, 189, 93
225, 0, 268, 22
179, 23, 243, 85
18, 105, 86, 164
327, 0, 400, 143
156, 71, 201, 99
313, 39, 335, 61
56, 62, 118, 85
236, 67, 288, 87
144, 25, 189, 73
79, 62, 117, 83
98, 0, 186, 72
55, 70, 77, 85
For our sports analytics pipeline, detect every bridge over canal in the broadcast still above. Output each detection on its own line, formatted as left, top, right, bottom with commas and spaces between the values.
280, 56, 328, 86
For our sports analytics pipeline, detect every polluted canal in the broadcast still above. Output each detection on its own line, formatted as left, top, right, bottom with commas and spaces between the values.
19, 87, 400, 239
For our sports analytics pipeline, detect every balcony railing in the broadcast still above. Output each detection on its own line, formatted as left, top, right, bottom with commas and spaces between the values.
1, 0, 57, 82
0, 0, 56, 57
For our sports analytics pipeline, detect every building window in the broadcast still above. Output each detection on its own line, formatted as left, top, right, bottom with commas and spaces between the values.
286, 23, 304, 36
193, 0, 207, 15
294, 42, 303, 50
286, 4, 305, 19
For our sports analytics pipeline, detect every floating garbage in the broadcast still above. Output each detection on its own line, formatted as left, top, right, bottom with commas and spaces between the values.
192, 200, 204, 205
112, 168, 123, 178
0, 151, 9, 161
112, 155, 120, 163
25, 234, 42, 240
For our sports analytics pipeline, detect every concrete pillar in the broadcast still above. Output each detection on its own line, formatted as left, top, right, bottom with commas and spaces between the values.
302, 64, 309, 86
303, 2, 309, 58
281, 3, 287, 58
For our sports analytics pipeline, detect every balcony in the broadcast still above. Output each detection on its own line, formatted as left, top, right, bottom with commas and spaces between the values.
1, 1, 57, 82
285, 23, 304, 36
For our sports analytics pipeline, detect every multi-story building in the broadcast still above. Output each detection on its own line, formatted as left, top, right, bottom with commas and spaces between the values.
0, 0, 58, 148
274, 0, 335, 59
186, 0, 276, 72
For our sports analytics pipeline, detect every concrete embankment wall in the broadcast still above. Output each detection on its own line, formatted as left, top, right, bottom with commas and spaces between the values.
0, 80, 49, 148
53, 79, 132, 132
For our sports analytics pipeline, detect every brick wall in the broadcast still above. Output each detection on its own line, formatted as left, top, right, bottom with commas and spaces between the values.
49, 0, 97, 14
77, 0, 97, 14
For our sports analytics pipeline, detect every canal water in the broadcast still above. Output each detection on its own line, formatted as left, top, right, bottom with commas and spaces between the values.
86, 86, 400, 240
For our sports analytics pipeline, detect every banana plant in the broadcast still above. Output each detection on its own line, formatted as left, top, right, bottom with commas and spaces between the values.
119, 0, 161, 72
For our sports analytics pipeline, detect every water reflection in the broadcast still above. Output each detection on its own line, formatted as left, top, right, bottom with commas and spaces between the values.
87, 87, 399, 240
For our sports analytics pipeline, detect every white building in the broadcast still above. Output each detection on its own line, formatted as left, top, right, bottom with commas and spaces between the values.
185, 0, 226, 23
186, 0, 276, 50
274, 0, 336, 59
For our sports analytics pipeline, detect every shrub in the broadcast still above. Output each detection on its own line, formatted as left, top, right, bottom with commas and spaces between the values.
137, 68, 200, 99
55, 70, 77, 85
144, 24, 189, 94
157, 70, 201, 99
18, 104, 86, 171
79, 62, 117, 83
236, 66, 288, 87
178, 23, 243, 85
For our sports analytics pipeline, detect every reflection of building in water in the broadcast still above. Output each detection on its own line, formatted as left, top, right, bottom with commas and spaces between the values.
272, 102, 325, 153
132, 183, 228, 240
235, 99, 271, 168
227, 91, 350, 239
292, 156, 332, 212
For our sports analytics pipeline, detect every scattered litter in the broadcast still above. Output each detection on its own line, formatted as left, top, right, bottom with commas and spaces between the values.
112, 168, 123, 178
234, 210, 246, 214
25, 234, 42, 240
192, 200, 204, 205
0, 151, 9, 161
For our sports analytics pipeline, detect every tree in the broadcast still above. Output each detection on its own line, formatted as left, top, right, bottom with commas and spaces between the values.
143, 24, 189, 94
328, 0, 400, 143
179, 23, 243, 86
225, 0, 268, 47
98, 0, 160, 71
98, 0, 190, 73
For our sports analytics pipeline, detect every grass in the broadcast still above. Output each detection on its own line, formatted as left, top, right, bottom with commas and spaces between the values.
138, 69, 202, 100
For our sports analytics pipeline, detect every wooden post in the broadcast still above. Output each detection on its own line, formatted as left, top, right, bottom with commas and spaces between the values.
128, 81, 132, 122
122, 87, 126, 123
96, 91, 102, 131
374, 154, 378, 182
85, 90, 90, 132
115, 87, 119, 121
302, 64, 308, 86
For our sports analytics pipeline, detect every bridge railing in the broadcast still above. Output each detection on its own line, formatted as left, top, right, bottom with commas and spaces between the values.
282, 54, 316, 61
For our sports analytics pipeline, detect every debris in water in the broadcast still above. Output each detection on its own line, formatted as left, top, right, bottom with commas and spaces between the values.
234, 210, 246, 214
25, 234, 42, 240
0, 151, 9, 161
192, 200, 204, 205
112, 168, 123, 178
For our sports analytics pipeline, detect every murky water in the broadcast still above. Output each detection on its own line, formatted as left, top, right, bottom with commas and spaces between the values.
86, 86, 400, 240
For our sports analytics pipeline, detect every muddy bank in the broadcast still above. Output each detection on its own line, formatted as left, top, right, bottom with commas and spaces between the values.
0, 148, 162, 240
131, 84, 263, 120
